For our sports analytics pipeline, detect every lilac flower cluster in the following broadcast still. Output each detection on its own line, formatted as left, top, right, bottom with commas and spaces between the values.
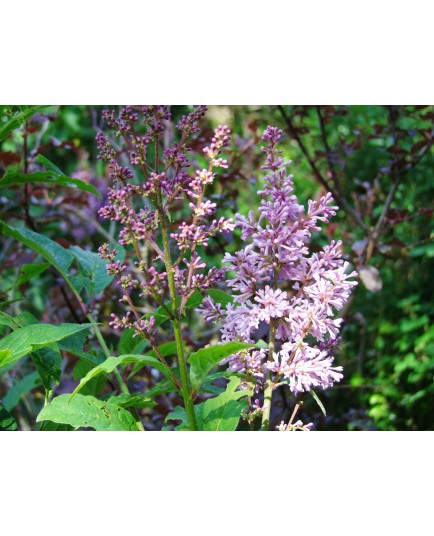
277, 420, 313, 431
96, 106, 234, 338
199, 126, 358, 399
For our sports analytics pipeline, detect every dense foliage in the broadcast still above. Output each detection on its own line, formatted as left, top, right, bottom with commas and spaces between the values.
0, 105, 432, 431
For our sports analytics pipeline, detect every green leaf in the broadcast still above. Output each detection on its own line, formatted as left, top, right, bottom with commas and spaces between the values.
70, 245, 117, 296
143, 379, 177, 399
106, 393, 156, 409
207, 289, 234, 307
2, 372, 42, 411
188, 342, 253, 392
59, 329, 100, 366
199, 371, 241, 395
310, 388, 327, 417
0, 105, 44, 142
37, 393, 138, 431
202, 376, 251, 431
71, 354, 177, 398
145, 288, 234, 327
72, 359, 108, 397
400, 315, 429, 333
0, 311, 38, 330
147, 341, 178, 359
12, 263, 50, 288
0, 349, 12, 362
0, 323, 91, 369
165, 403, 204, 431
408, 242, 434, 258
0, 222, 75, 290
35, 154, 65, 176
184, 289, 234, 311
30, 344, 62, 390
145, 304, 172, 327
0, 170, 101, 197
118, 329, 147, 356
165, 406, 191, 430
0, 402, 18, 431
129, 340, 177, 377
39, 421, 73, 431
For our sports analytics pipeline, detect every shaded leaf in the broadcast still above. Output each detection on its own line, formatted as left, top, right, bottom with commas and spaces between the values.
0, 222, 75, 290
2, 372, 41, 411
143, 379, 177, 399
118, 329, 147, 356
202, 376, 251, 431
165, 403, 204, 431
106, 393, 156, 409
188, 342, 253, 391
30, 344, 62, 389
0, 402, 18, 431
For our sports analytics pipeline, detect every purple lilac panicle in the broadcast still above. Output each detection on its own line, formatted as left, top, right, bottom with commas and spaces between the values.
199, 125, 357, 401
96, 106, 233, 338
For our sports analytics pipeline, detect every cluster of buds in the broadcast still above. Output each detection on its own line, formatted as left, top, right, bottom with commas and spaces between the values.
96, 106, 234, 337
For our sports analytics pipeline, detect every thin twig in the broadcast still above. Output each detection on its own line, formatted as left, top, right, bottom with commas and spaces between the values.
277, 105, 369, 233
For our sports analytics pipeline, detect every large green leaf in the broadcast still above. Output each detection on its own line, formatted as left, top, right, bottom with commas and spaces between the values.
188, 342, 253, 392
0, 222, 75, 288
30, 344, 62, 390
0, 105, 44, 142
71, 354, 177, 397
37, 393, 138, 431
0, 349, 12, 362
202, 376, 251, 431
0, 323, 91, 369
0, 170, 101, 197
0, 402, 18, 431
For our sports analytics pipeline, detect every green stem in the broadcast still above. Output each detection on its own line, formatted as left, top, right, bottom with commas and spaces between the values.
159, 205, 198, 431
87, 313, 145, 431
260, 320, 276, 431
261, 267, 280, 431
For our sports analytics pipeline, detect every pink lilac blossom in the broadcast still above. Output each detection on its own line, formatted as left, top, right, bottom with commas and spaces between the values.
199, 125, 358, 400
